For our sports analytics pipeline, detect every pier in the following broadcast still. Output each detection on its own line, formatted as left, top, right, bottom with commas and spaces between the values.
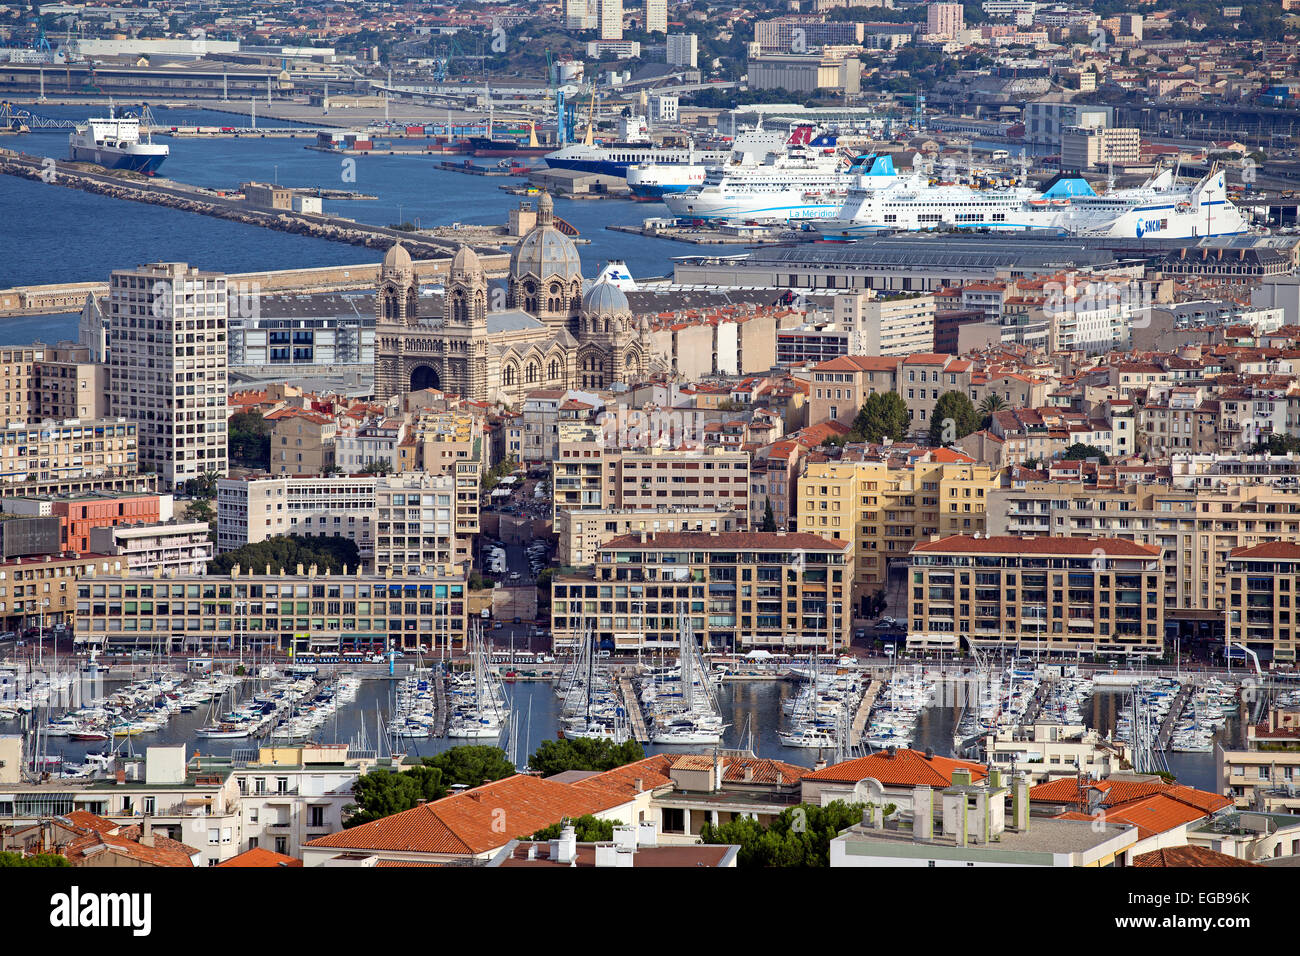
432, 667, 449, 737
617, 674, 651, 744
0, 148, 513, 288
1155, 681, 1195, 751
848, 679, 882, 748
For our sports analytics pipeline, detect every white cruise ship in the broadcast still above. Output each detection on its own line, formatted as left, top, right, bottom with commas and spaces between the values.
662, 126, 854, 223
812, 154, 1250, 240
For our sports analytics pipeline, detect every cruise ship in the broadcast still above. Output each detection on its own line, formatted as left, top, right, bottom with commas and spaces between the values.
661, 126, 854, 223
67, 108, 168, 174
812, 154, 1250, 240
624, 127, 791, 201
543, 134, 731, 179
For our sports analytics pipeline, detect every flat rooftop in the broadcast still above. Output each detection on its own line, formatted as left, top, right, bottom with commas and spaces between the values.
837, 818, 1133, 856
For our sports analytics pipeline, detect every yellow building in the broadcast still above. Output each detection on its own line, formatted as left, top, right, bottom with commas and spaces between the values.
1226, 542, 1300, 664
907, 535, 1165, 656
797, 450, 1001, 614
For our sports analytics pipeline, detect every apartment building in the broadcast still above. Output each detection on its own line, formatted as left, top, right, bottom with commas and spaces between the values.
267, 408, 337, 476
0, 552, 126, 631
550, 531, 853, 652
1215, 705, 1300, 813
374, 473, 465, 573
1225, 542, 1300, 663
926, 2, 964, 36
76, 564, 469, 655
87, 519, 214, 576
334, 418, 405, 474
599, 0, 622, 39
806, 353, 974, 433
105, 262, 228, 489
0, 418, 137, 486
798, 451, 1000, 612
1060, 126, 1141, 171
644, 0, 667, 32
746, 51, 862, 95
556, 506, 742, 566
834, 292, 936, 358
990, 481, 1300, 635
551, 422, 751, 522
216, 475, 377, 559
906, 535, 1165, 656
1, 490, 164, 553
0, 744, 405, 864
32, 343, 109, 421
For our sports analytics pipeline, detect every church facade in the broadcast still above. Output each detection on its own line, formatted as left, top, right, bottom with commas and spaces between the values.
374, 192, 654, 406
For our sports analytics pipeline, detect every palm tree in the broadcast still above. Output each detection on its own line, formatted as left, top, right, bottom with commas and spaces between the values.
978, 394, 1009, 418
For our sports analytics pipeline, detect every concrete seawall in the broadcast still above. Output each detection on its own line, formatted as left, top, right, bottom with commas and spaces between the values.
0, 149, 510, 316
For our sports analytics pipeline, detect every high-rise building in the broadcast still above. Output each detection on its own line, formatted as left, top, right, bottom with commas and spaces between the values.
599, 0, 623, 39
645, 0, 667, 33
926, 2, 964, 36
566, 0, 596, 29
106, 262, 228, 490
666, 32, 698, 68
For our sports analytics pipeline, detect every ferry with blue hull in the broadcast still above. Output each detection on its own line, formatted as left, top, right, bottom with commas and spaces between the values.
812, 155, 1250, 240
68, 109, 168, 174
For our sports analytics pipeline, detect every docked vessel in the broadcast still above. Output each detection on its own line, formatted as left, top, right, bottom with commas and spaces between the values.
546, 139, 732, 179
813, 154, 1250, 240
67, 107, 168, 174
662, 126, 853, 223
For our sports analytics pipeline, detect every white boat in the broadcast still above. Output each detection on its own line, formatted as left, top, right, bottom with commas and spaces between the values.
68, 106, 168, 174
663, 126, 852, 223
814, 154, 1249, 240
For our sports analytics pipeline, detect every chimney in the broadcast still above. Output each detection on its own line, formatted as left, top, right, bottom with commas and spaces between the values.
1012, 775, 1030, 832
634, 778, 643, 793
743, 766, 754, 783
913, 786, 934, 842
550, 825, 577, 865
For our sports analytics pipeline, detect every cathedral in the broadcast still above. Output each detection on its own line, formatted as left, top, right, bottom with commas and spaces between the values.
373, 191, 654, 405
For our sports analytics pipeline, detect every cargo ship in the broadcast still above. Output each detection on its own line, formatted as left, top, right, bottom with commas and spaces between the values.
67, 107, 168, 174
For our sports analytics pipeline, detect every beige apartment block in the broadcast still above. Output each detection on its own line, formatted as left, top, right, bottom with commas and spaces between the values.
550, 530, 853, 652
907, 535, 1164, 656
105, 262, 228, 489
990, 481, 1300, 625
798, 454, 1000, 613
556, 506, 742, 567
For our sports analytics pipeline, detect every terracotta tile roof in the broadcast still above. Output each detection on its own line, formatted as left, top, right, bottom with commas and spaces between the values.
572, 755, 675, 797
64, 826, 199, 868
1030, 777, 1168, 808
62, 810, 120, 835
1134, 846, 1261, 867
305, 774, 633, 857
217, 847, 303, 867
912, 535, 1161, 557
372, 859, 443, 867
602, 531, 851, 552
1057, 793, 1214, 841
1230, 542, 1300, 560
814, 356, 898, 372
721, 756, 808, 786
803, 748, 989, 788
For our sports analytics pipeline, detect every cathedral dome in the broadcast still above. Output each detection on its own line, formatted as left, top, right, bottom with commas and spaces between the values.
509, 191, 582, 283
383, 242, 413, 273
451, 245, 482, 275
581, 278, 629, 316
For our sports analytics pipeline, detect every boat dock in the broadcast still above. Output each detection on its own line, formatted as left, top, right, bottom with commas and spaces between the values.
1021, 680, 1053, 725
848, 679, 882, 748
1155, 681, 1195, 751
617, 675, 651, 744
432, 667, 450, 737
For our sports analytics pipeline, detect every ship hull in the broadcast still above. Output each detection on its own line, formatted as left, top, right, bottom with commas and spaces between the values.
69, 144, 167, 174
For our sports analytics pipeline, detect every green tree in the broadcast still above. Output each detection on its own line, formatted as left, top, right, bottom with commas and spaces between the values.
360, 459, 393, 476
422, 745, 517, 789
0, 851, 69, 867
189, 497, 215, 525
930, 391, 980, 446
1251, 434, 1300, 455
228, 410, 271, 469
531, 814, 620, 842
345, 765, 447, 827
1061, 443, 1110, 464
210, 534, 361, 575
850, 392, 910, 443
760, 497, 778, 532
699, 801, 876, 867
528, 738, 645, 776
